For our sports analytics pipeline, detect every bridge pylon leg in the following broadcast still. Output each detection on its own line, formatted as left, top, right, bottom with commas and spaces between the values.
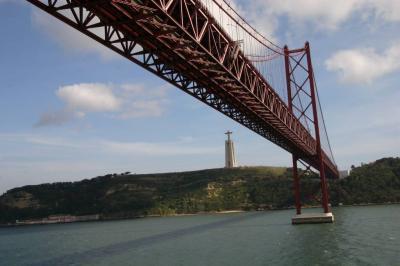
305, 42, 331, 214
292, 155, 301, 215
319, 164, 330, 213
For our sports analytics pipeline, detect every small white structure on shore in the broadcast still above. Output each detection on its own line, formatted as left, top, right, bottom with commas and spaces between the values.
225, 131, 237, 168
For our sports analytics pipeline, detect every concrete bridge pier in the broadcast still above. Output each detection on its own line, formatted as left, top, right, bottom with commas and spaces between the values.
292, 212, 334, 224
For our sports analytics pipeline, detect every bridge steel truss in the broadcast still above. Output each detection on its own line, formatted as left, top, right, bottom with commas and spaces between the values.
27, 0, 339, 211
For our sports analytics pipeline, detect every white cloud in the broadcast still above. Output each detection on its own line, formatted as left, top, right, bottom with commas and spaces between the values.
325, 43, 400, 84
35, 83, 169, 127
366, 0, 400, 22
57, 83, 120, 112
231, 0, 400, 41
270, 0, 400, 29
257, 0, 361, 31
237, 3, 278, 42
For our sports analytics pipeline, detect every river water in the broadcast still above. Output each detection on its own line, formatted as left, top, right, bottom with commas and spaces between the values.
0, 205, 399, 266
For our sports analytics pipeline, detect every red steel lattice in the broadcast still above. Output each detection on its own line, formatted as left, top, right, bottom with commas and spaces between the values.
26, 0, 339, 198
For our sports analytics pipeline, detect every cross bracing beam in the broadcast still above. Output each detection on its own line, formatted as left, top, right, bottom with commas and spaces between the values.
26, 0, 338, 179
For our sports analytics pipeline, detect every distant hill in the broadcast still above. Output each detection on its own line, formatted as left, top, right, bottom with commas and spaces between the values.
1, 158, 400, 224
330, 157, 400, 205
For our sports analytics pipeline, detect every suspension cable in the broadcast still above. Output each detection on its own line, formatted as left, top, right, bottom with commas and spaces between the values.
312, 69, 337, 166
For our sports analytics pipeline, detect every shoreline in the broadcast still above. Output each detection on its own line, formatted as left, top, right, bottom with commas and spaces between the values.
1, 203, 399, 228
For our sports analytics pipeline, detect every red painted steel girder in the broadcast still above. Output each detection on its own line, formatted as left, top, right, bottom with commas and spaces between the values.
26, 0, 338, 178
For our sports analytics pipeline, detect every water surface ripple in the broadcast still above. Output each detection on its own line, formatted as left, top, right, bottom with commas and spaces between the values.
0, 205, 399, 265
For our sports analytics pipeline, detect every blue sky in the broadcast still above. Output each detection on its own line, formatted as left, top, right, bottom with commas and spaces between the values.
0, 0, 399, 193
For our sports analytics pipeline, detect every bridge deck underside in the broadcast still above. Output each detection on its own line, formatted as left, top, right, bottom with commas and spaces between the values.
28, 0, 338, 178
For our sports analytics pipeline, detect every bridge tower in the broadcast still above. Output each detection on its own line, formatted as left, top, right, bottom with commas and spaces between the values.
225, 131, 237, 168
285, 42, 334, 223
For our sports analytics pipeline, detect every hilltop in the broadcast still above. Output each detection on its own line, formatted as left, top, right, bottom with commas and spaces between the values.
1, 158, 399, 224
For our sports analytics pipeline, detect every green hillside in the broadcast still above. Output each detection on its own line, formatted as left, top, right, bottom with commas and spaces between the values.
1, 158, 399, 224
331, 157, 400, 205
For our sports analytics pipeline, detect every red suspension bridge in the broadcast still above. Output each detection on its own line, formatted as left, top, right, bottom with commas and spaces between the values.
27, 0, 339, 218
